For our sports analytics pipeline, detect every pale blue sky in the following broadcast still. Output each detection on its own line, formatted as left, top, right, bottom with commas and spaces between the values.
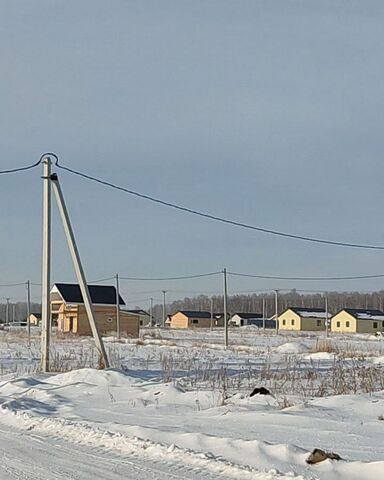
1, 1, 384, 306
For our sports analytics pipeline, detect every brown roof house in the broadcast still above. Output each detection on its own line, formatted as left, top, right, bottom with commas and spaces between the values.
51, 283, 139, 337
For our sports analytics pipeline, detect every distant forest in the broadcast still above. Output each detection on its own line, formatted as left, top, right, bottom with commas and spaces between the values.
2, 290, 384, 323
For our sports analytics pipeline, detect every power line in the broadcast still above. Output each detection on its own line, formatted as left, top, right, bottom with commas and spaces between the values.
54, 159, 384, 250
0, 153, 57, 175
228, 271, 384, 281
0, 282, 27, 287
120, 271, 221, 281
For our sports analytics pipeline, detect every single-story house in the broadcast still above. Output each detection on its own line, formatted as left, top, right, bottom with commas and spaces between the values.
331, 308, 384, 334
51, 283, 140, 337
169, 310, 224, 329
229, 312, 265, 327
28, 313, 42, 326
278, 307, 329, 331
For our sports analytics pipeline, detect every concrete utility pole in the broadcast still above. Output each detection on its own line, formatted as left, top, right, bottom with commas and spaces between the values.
262, 297, 266, 333
162, 290, 167, 327
12, 304, 16, 323
41, 157, 52, 372
210, 297, 214, 330
26, 280, 31, 346
223, 268, 228, 348
274, 289, 279, 335
325, 294, 329, 337
51, 173, 110, 368
115, 273, 120, 340
6, 298, 10, 324
149, 297, 153, 327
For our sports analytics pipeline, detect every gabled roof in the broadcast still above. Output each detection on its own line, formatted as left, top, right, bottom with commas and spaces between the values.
177, 310, 211, 319
283, 307, 328, 318
52, 283, 125, 306
342, 308, 384, 320
232, 313, 263, 319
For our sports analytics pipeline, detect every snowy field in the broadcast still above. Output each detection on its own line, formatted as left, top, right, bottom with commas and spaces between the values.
0, 328, 383, 479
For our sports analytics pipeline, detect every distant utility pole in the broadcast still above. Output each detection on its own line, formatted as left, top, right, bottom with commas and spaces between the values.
325, 294, 329, 337
262, 297, 266, 333
115, 273, 120, 340
210, 297, 214, 330
6, 298, 10, 324
26, 280, 31, 346
223, 268, 228, 348
274, 289, 279, 335
162, 290, 167, 327
41, 156, 52, 372
50, 173, 110, 369
149, 297, 153, 327
12, 304, 15, 323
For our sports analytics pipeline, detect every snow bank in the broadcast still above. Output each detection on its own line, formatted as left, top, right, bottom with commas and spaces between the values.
275, 342, 310, 354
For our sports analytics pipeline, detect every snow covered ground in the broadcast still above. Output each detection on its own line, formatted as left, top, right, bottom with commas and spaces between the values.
0, 328, 382, 479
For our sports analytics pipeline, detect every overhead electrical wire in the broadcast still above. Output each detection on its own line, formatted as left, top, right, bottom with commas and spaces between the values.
53, 159, 384, 250
3, 155, 384, 250
0, 153, 58, 175
228, 271, 384, 281
120, 271, 222, 281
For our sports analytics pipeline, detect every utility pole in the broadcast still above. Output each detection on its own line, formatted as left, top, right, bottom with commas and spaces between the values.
26, 280, 31, 346
41, 156, 51, 372
12, 304, 16, 323
274, 289, 279, 335
223, 268, 228, 348
210, 297, 214, 330
6, 298, 10, 324
149, 297, 153, 327
115, 273, 120, 340
262, 297, 266, 333
162, 290, 167, 327
325, 294, 329, 337
51, 173, 110, 368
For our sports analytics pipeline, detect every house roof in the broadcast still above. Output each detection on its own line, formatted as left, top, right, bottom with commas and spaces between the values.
31, 313, 42, 319
52, 283, 125, 306
176, 310, 212, 319
232, 313, 263, 319
283, 307, 329, 318
342, 308, 384, 320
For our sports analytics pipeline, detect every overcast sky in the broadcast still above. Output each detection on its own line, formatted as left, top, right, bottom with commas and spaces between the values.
1, 1, 384, 306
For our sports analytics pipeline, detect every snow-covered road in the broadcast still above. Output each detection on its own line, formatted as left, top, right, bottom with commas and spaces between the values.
0, 422, 240, 480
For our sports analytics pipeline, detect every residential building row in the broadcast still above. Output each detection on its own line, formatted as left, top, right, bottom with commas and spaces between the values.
26, 283, 384, 336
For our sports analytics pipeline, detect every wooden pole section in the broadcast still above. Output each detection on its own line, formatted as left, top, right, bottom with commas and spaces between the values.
50, 173, 110, 368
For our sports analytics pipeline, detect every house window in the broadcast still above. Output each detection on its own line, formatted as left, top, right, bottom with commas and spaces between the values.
373, 322, 378, 329
291, 319, 295, 326
191, 319, 199, 324
346, 321, 350, 328
336, 321, 340, 328
316, 320, 321, 327
282, 319, 286, 326
382, 321, 384, 328
69, 316, 74, 331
